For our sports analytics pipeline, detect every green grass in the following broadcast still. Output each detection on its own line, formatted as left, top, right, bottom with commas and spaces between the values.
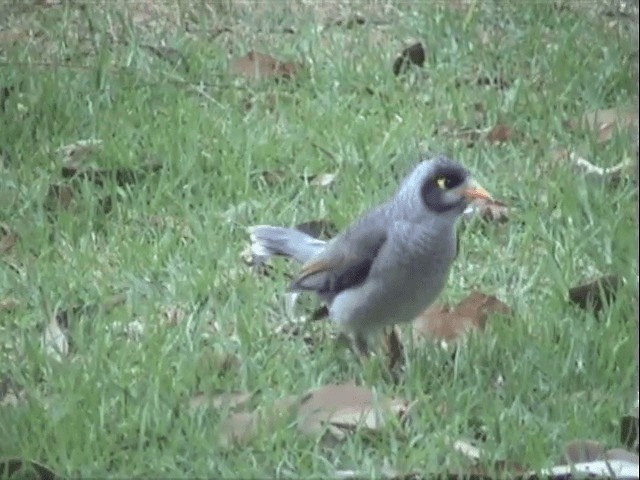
0, 1, 637, 477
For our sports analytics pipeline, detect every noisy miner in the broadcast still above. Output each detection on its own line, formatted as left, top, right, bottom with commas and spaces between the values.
248, 155, 491, 356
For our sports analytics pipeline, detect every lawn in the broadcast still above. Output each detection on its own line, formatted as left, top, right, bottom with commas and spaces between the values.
0, 1, 638, 478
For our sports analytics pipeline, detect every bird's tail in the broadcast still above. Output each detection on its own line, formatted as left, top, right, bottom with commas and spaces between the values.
247, 225, 326, 265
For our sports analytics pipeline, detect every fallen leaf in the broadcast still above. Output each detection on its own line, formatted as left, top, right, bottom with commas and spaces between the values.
230, 51, 299, 81
252, 169, 287, 187
568, 275, 622, 312
463, 199, 510, 223
189, 391, 254, 412
561, 439, 605, 464
295, 219, 338, 239
413, 291, 511, 344
0, 458, 58, 480
41, 310, 69, 361
485, 124, 512, 144
296, 384, 410, 443
0, 296, 19, 312
218, 395, 297, 447
575, 107, 639, 143
0, 224, 17, 255
392, 42, 425, 76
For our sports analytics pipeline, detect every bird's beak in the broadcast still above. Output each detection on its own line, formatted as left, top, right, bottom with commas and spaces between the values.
462, 179, 492, 201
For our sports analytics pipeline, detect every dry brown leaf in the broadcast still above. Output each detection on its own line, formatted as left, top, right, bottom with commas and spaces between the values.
486, 124, 512, 144
189, 391, 253, 412
252, 169, 287, 187
392, 42, 425, 76
577, 108, 639, 143
0, 297, 19, 312
230, 51, 299, 81
413, 291, 511, 344
218, 411, 257, 447
561, 439, 605, 464
218, 395, 298, 447
0, 228, 17, 256
568, 275, 622, 312
463, 198, 510, 223
296, 384, 410, 442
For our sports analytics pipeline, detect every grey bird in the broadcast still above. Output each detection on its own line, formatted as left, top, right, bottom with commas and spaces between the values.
248, 155, 491, 356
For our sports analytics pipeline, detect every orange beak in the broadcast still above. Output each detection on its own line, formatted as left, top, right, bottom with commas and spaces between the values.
462, 180, 492, 201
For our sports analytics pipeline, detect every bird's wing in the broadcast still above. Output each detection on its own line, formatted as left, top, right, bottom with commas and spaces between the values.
288, 222, 387, 296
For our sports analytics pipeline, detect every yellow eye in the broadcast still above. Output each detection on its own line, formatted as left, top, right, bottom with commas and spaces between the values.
436, 177, 447, 189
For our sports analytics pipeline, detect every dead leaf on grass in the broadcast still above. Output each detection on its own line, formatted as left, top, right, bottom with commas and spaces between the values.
0, 297, 19, 312
251, 169, 287, 187
0, 458, 58, 480
189, 391, 254, 412
463, 198, 510, 223
392, 42, 425, 76
571, 107, 639, 144
230, 51, 300, 81
0, 224, 17, 255
561, 439, 606, 464
568, 274, 622, 312
218, 395, 298, 447
296, 384, 411, 443
413, 292, 511, 345
485, 124, 513, 144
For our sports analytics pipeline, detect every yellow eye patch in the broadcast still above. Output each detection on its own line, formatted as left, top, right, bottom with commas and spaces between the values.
436, 177, 447, 189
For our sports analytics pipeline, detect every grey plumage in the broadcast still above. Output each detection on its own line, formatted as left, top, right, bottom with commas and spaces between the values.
248, 155, 491, 355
